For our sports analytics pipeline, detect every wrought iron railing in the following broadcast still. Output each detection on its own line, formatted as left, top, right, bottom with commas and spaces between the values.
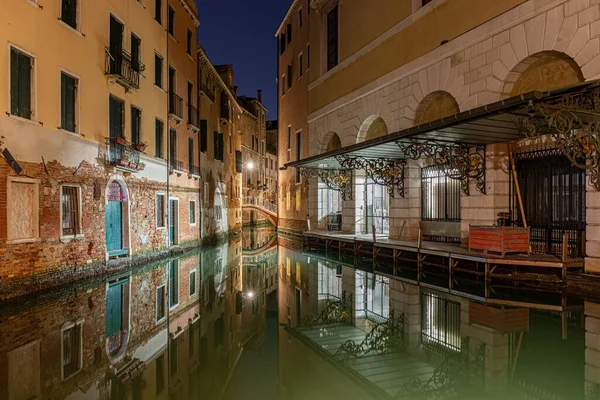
300, 291, 353, 329
243, 197, 277, 213
106, 137, 145, 172
199, 82, 215, 102
187, 104, 199, 129
396, 337, 486, 399
105, 47, 144, 89
188, 164, 200, 176
170, 159, 184, 171
169, 93, 183, 120
334, 310, 405, 362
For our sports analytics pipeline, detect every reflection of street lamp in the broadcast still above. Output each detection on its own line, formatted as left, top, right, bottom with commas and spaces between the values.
246, 291, 254, 298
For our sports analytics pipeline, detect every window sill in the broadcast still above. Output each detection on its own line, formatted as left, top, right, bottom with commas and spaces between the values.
169, 303, 180, 312
168, 33, 177, 42
62, 368, 82, 382
25, 0, 39, 8
58, 20, 84, 37
156, 316, 166, 325
59, 128, 81, 138
60, 234, 84, 243
7, 237, 40, 245
157, 226, 167, 230
7, 114, 37, 126
154, 84, 167, 94
187, 53, 194, 62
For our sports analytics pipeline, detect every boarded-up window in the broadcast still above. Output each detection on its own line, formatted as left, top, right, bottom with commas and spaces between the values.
8, 179, 38, 242
61, 186, 80, 236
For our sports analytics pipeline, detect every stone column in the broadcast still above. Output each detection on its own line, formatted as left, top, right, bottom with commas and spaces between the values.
389, 279, 421, 351
389, 160, 422, 240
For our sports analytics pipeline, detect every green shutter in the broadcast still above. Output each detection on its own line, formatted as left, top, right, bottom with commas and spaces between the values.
10, 49, 31, 119
10, 49, 19, 116
106, 283, 124, 337
61, 73, 67, 129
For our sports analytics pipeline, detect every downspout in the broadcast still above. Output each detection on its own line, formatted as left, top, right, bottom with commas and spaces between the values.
166, 21, 171, 250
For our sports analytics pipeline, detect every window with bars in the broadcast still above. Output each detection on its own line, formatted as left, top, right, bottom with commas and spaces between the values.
61, 0, 77, 29
155, 285, 166, 322
421, 165, 461, 222
421, 292, 461, 352
62, 323, 82, 379
156, 194, 165, 227
131, 106, 141, 145
60, 72, 77, 132
62, 186, 80, 236
327, 5, 339, 70
10, 47, 33, 119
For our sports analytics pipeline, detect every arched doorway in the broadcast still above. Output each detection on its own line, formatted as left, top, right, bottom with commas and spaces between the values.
318, 133, 343, 230
105, 179, 130, 257
507, 52, 585, 257
356, 116, 390, 235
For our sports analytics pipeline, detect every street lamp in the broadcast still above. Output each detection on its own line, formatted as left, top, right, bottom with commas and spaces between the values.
243, 161, 254, 170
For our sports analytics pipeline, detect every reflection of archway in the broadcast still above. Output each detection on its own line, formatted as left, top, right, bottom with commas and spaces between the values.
105, 178, 130, 257
505, 51, 586, 257
105, 277, 131, 363
414, 90, 460, 125
214, 187, 227, 233
318, 132, 343, 230
504, 51, 583, 96
356, 117, 390, 235
357, 116, 388, 143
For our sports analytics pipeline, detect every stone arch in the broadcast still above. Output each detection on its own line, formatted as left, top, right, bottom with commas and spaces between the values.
414, 90, 460, 125
322, 132, 342, 152
503, 51, 583, 97
357, 116, 389, 144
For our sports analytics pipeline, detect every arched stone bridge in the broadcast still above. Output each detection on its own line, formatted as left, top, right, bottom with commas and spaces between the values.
242, 197, 277, 226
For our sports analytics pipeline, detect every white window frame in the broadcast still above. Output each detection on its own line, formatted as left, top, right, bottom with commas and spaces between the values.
60, 318, 84, 381
189, 200, 196, 226
59, 0, 83, 34
156, 284, 167, 323
7, 44, 38, 123
156, 193, 166, 229
60, 184, 84, 240
189, 269, 197, 297
58, 68, 81, 136
7, 176, 40, 244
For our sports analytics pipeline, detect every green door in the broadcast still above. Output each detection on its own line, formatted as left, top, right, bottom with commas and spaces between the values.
106, 281, 125, 337
106, 201, 123, 253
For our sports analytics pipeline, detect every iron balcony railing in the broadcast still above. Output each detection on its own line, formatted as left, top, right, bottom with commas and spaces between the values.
187, 104, 199, 130
169, 93, 183, 120
188, 164, 200, 176
170, 159, 184, 171
106, 137, 145, 172
105, 47, 144, 89
199, 82, 215, 102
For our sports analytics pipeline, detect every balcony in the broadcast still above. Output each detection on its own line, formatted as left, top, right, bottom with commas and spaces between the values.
188, 164, 200, 178
106, 137, 145, 172
169, 93, 183, 122
199, 82, 215, 103
105, 48, 144, 90
187, 104, 199, 132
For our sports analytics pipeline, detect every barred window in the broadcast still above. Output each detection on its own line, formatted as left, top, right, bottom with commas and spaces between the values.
62, 322, 82, 379
421, 292, 461, 351
421, 166, 461, 222
62, 186, 80, 236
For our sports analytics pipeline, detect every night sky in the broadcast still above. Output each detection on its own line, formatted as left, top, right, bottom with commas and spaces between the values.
197, 0, 291, 121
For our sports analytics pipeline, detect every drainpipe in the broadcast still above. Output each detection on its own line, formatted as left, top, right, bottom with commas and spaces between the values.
166, 22, 171, 250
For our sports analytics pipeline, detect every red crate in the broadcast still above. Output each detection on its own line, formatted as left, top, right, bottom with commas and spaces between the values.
469, 226, 529, 257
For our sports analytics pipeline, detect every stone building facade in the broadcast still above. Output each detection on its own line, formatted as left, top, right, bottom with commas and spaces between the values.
279, 0, 600, 272
276, 0, 312, 234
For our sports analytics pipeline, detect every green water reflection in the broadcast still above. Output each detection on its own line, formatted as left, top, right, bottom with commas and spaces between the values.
0, 228, 597, 400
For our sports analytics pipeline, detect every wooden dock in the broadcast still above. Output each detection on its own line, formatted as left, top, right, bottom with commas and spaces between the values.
303, 230, 584, 288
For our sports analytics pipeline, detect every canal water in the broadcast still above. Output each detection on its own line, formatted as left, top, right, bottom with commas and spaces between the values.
0, 226, 597, 399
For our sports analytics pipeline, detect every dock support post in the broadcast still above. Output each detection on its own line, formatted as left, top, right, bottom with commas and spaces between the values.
562, 233, 568, 283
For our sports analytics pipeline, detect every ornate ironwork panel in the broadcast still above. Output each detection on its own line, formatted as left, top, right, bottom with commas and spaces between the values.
513, 87, 600, 191
334, 156, 407, 198
396, 140, 486, 195
300, 291, 353, 328
300, 168, 354, 201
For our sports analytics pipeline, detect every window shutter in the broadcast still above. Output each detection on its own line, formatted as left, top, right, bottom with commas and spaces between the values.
200, 120, 207, 152
66, 76, 76, 131
19, 53, 31, 119
61, 73, 67, 129
155, 119, 163, 158
10, 49, 19, 116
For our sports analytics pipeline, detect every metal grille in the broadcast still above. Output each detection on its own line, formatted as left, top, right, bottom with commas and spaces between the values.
62, 186, 79, 236
366, 273, 389, 323
421, 292, 461, 352
421, 165, 461, 222
512, 149, 586, 257
62, 324, 81, 378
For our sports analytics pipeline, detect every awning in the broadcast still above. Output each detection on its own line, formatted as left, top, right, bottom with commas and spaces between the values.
284, 80, 600, 196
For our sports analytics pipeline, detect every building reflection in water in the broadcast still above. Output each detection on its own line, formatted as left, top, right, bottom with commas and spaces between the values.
2, 234, 600, 400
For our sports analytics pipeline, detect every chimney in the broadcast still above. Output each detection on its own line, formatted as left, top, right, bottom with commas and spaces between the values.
234, 86, 239, 96
257, 89, 263, 103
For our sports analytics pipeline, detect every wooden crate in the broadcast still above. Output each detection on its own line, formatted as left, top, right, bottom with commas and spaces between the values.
469, 226, 529, 257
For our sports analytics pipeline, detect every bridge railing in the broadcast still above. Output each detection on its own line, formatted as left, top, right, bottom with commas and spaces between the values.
243, 197, 277, 213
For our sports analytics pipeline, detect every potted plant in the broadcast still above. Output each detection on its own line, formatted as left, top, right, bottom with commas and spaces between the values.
136, 143, 147, 152
116, 137, 127, 145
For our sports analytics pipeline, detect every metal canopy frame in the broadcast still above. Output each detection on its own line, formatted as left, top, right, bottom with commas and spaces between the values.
285, 80, 600, 195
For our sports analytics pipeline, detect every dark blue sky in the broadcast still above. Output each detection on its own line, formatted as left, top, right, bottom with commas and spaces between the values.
197, 0, 291, 120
